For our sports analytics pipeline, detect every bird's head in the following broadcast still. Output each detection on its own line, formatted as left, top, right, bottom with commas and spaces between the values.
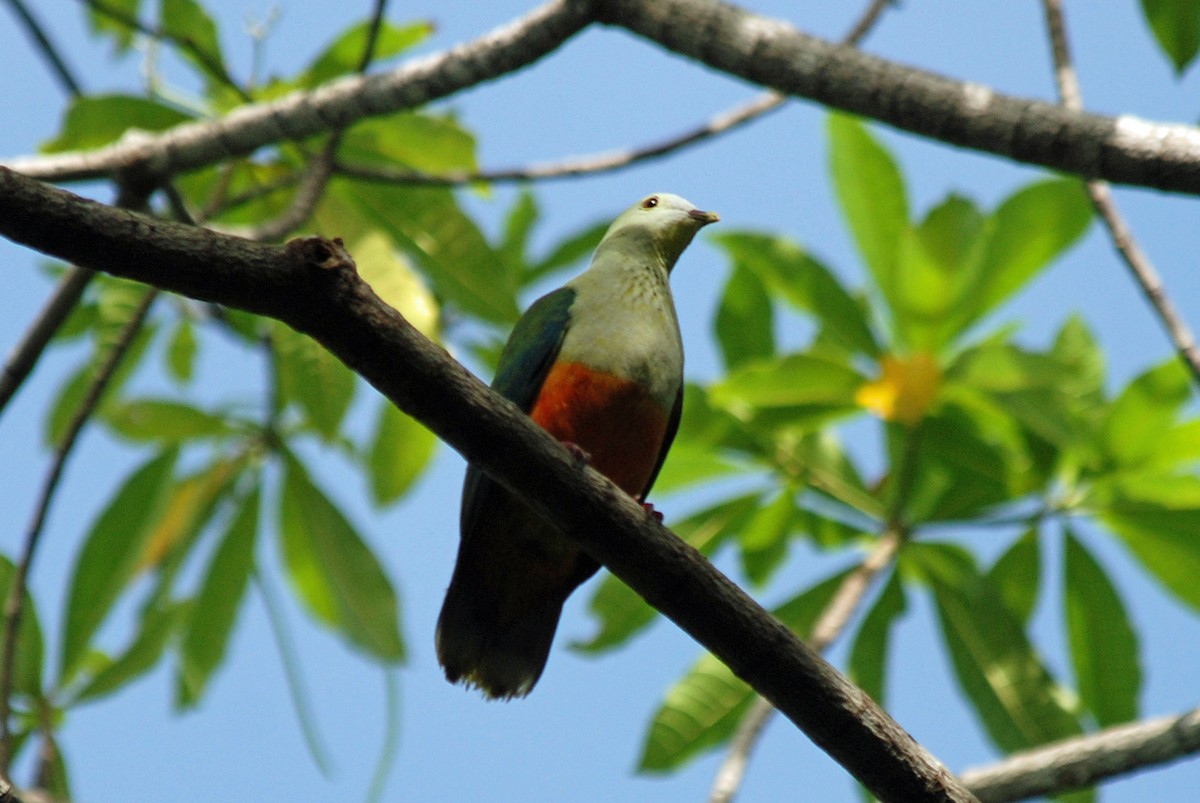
598, 193, 719, 271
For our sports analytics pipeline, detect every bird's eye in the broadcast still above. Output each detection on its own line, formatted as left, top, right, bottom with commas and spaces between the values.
641, 196, 659, 209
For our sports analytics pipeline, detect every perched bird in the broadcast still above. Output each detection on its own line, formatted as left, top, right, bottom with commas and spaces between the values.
436, 192, 718, 699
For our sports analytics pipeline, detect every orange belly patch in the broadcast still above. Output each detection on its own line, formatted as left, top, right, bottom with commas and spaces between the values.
530, 361, 671, 497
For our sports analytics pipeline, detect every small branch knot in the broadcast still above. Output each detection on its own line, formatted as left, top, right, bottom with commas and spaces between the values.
285, 235, 357, 275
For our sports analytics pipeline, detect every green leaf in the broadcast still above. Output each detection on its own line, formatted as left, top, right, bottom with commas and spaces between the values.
738, 489, 795, 586
499, 190, 539, 280
86, 0, 142, 53
74, 602, 183, 703
986, 528, 1041, 625
529, 220, 608, 281
305, 19, 433, 86
279, 454, 405, 661
1141, 0, 1200, 72
166, 318, 197, 383
178, 487, 261, 707
848, 570, 906, 704
103, 399, 235, 442
906, 542, 1081, 753
710, 352, 863, 430
60, 448, 178, 684
574, 494, 760, 653
638, 568, 850, 772
43, 94, 192, 153
827, 113, 908, 313
1101, 359, 1190, 468
0, 557, 46, 698
160, 0, 225, 81
651, 440, 745, 493
351, 231, 440, 337
968, 179, 1091, 325
367, 399, 437, 505
715, 264, 775, 370
712, 232, 879, 357
1098, 474, 1200, 611
274, 324, 357, 440
1063, 529, 1140, 727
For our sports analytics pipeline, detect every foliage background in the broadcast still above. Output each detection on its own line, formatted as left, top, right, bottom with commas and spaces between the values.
2, 0, 1200, 801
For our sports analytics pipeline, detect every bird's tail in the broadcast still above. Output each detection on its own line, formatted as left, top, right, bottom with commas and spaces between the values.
435, 561, 570, 700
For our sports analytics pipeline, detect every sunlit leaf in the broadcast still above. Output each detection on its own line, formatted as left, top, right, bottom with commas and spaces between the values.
1101, 359, 1190, 468
710, 352, 863, 430
352, 231, 440, 338
274, 324, 357, 440
498, 190, 539, 280
305, 19, 433, 86
166, 318, 197, 383
906, 542, 1082, 752
279, 454, 404, 661
638, 569, 849, 772
178, 487, 261, 707
160, 0, 226, 82
60, 448, 178, 684
43, 94, 191, 153
1063, 528, 1140, 727
86, 0, 142, 53
1141, 0, 1200, 72
715, 264, 775, 370
828, 114, 908, 312
368, 398, 437, 505
103, 399, 236, 442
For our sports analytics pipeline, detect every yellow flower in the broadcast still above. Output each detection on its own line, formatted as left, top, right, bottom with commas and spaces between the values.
856, 352, 942, 425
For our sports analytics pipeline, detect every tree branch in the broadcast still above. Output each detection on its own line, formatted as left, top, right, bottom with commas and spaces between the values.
596, 0, 1200, 195
961, 707, 1200, 802
0, 166, 978, 803
4, 0, 591, 183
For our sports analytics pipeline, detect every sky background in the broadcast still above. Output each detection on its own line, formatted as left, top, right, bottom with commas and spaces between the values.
2, 1, 1200, 801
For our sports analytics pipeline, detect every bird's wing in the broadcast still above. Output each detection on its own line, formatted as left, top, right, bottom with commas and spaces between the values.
641, 385, 683, 499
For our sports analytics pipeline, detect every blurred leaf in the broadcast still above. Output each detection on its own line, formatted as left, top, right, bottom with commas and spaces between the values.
274, 324, 357, 440
1141, 0, 1200, 72
0, 557, 46, 698
652, 440, 745, 493
529, 220, 608, 281
712, 232, 879, 357
893, 195, 984, 350
138, 456, 247, 575
103, 399, 236, 442
1063, 529, 1140, 727
638, 568, 850, 772
710, 352, 863, 430
305, 19, 433, 86
368, 399, 437, 505
967, 179, 1091, 326
178, 487, 261, 707
856, 352, 942, 425
1101, 359, 1190, 468
352, 231, 440, 337
160, 0, 225, 81
498, 190, 539, 280
848, 570, 906, 704
986, 528, 1041, 625
1098, 474, 1200, 611
279, 454, 404, 661
86, 0, 142, 53
738, 489, 795, 586
574, 494, 760, 653
715, 264, 775, 370
791, 431, 881, 519
166, 318, 197, 383
907, 542, 1082, 753
828, 114, 908, 313
60, 448, 178, 684
74, 602, 183, 703
43, 94, 191, 153
339, 112, 477, 178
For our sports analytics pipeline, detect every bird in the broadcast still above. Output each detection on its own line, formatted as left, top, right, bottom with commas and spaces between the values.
436, 192, 718, 699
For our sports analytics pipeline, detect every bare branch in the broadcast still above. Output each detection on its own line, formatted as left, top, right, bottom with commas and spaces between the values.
0, 167, 979, 803
962, 707, 1200, 802
5, 0, 591, 183
1040, 0, 1200, 387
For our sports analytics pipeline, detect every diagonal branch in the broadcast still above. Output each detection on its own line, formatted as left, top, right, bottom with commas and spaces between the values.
1039, 0, 1200, 387
5, 0, 83, 97
5, 0, 591, 183
0, 167, 978, 803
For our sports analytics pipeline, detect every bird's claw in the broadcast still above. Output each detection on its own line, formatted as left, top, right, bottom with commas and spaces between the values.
563, 442, 591, 466
640, 501, 664, 523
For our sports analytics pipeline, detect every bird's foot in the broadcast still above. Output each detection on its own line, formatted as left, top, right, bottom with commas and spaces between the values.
563, 441, 591, 466
640, 501, 664, 523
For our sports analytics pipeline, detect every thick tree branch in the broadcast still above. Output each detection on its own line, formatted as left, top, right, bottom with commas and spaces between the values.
961, 707, 1200, 802
0, 167, 977, 803
596, 0, 1200, 195
5, 0, 590, 183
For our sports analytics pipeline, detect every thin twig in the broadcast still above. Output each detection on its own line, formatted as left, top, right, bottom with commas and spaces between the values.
1040, 0, 1200, 387
4, 0, 83, 97
0, 288, 158, 777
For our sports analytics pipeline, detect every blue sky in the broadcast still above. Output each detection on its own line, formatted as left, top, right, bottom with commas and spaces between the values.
2, 1, 1200, 801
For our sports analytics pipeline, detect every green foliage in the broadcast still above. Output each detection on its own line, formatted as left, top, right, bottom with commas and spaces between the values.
43, 95, 192, 153
1141, 0, 1200, 72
